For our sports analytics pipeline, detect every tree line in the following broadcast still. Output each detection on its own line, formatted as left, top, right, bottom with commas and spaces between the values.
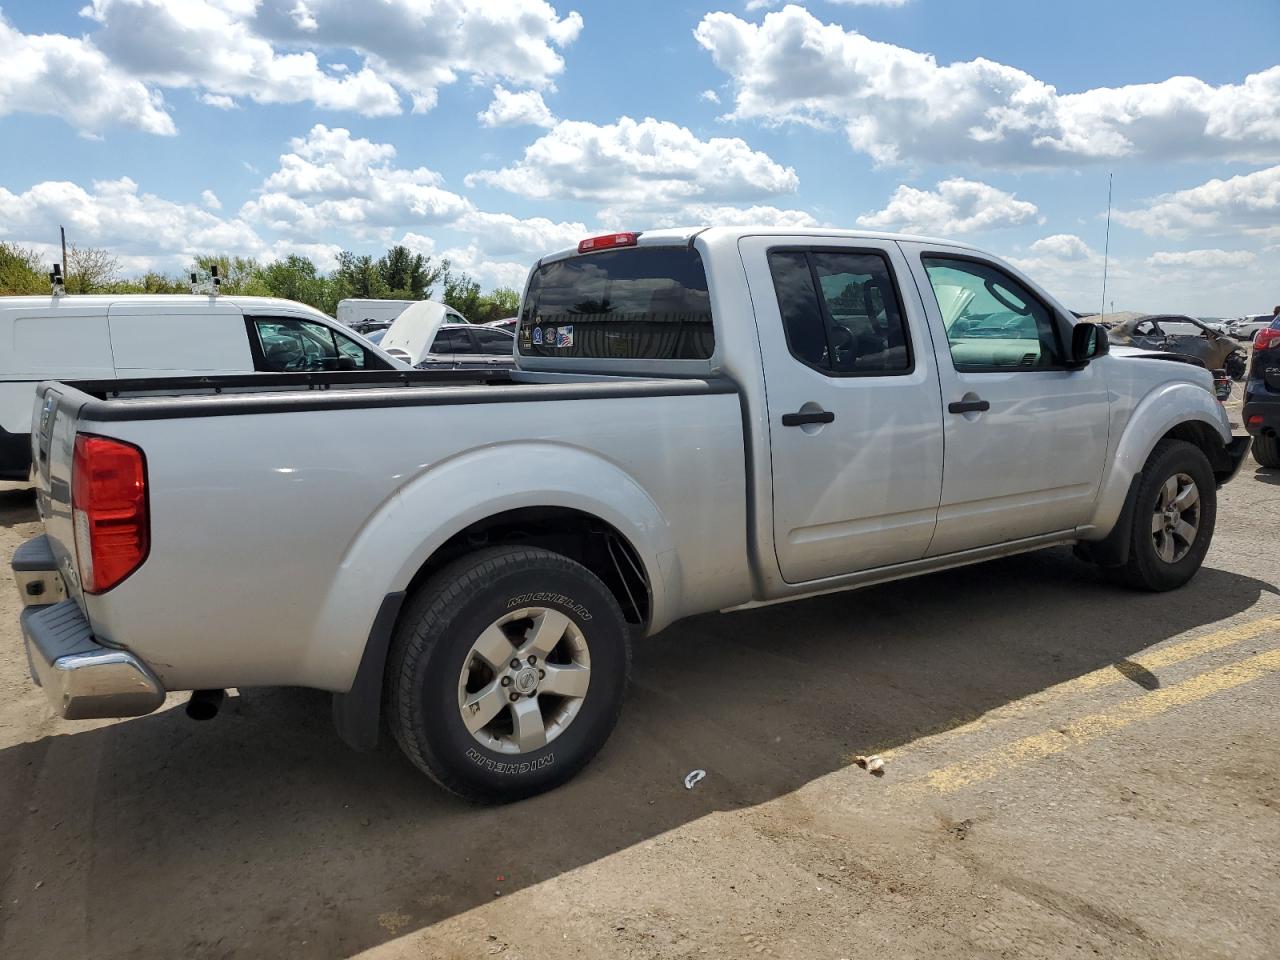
0, 241, 522, 324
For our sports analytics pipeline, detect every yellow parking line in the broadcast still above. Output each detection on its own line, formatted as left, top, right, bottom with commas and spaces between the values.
870, 614, 1280, 759
913, 647, 1280, 795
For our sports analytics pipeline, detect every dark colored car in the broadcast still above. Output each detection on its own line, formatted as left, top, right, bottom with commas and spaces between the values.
412, 324, 516, 371
1242, 321, 1280, 468
1109, 314, 1248, 380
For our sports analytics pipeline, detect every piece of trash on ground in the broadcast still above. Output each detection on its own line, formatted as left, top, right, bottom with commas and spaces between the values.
853, 754, 887, 777
684, 769, 706, 789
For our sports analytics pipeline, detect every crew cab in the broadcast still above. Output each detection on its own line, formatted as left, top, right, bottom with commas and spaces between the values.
0, 295, 401, 481
14, 227, 1249, 802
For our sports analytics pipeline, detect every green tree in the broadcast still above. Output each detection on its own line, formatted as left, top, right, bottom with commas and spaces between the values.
257, 255, 337, 314
441, 270, 483, 320
0, 242, 47, 295
64, 243, 121, 293
333, 251, 390, 300
471, 287, 522, 324
192, 255, 267, 295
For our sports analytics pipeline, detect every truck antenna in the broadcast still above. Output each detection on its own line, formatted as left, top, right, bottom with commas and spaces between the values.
1100, 173, 1113, 322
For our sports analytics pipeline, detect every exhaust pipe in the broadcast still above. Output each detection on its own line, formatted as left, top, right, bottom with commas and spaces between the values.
186, 688, 225, 721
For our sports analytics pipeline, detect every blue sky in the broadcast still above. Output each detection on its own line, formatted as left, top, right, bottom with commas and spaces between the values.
0, 0, 1277, 315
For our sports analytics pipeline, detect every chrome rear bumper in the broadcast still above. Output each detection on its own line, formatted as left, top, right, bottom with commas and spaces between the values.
22, 601, 165, 720
14, 535, 165, 720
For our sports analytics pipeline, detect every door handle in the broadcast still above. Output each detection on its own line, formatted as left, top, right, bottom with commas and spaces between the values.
782, 409, 836, 427
948, 399, 990, 414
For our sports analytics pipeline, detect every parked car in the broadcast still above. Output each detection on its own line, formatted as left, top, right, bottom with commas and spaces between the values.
336, 298, 416, 331
1242, 320, 1280, 468
15, 227, 1248, 802
0, 294, 402, 482
414, 324, 515, 370
377, 300, 472, 365
1109, 314, 1248, 380
1229, 314, 1274, 341
485, 317, 519, 333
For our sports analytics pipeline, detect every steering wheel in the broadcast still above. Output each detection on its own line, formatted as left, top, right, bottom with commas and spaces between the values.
828, 325, 855, 364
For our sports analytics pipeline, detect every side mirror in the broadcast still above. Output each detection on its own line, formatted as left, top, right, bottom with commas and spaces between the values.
1069, 321, 1108, 368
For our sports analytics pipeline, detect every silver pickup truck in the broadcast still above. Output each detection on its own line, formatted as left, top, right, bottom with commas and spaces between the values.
15, 227, 1249, 802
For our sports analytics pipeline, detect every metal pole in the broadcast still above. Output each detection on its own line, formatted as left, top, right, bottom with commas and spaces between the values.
1100, 174, 1112, 322
60, 225, 67, 278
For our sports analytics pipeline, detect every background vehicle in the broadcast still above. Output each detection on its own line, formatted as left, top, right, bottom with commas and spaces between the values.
1110, 314, 1248, 380
1229, 314, 1274, 341
485, 317, 519, 333
377, 300, 472, 364
16, 227, 1247, 803
413, 324, 515, 370
1243, 321, 1280, 468
336, 298, 416, 330
0, 294, 400, 481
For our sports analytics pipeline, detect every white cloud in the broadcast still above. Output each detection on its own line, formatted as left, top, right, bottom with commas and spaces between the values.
478, 85, 556, 128
466, 116, 799, 220
1026, 234, 1095, 262
452, 211, 587, 258
1146, 249, 1257, 269
241, 125, 473, 236
2, 0, 586, 134
856, 178, 1038, 235
695, 5, 1280, 167
750, 0, 908, 7
700, 89, 720, 104
0, 177, 266, 268
598, 203, 821, 230
201, 189, 222, 210
0, 12, 175, 136
1115, 165, 1280, 239
440, 243, 531, 291
200, 93, 239, 110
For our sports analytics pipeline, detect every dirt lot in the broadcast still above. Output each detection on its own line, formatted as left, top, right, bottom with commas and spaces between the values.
1, 431, 1277, 958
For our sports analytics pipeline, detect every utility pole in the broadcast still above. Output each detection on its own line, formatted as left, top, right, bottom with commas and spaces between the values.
1100, 174, 1112, 322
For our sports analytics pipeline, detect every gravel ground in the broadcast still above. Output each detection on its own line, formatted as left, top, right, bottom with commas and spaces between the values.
0, 391, 1276, 960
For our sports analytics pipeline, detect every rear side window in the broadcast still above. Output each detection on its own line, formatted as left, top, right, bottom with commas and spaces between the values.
473, 328, 515, 355
431, 328, 476, 355
519, 247, 714, 360
767, 249, 911, 375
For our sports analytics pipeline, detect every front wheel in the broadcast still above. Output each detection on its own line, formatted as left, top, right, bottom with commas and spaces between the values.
385, 545, 630, 802
1104, 439, 1216, 591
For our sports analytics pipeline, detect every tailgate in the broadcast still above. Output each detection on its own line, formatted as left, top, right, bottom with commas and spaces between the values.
31, 383, 86, 607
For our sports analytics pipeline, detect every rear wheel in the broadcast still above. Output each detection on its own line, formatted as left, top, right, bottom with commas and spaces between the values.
386, 546, 630, 803
1254, 433, 1280, 469
1104, 439, 1216, 591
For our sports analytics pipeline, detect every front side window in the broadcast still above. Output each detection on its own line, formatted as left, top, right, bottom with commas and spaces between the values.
519, 246, 714, 360
251, 317, 380, 371
767, 248, 911, 375
922, 258, 1063, 371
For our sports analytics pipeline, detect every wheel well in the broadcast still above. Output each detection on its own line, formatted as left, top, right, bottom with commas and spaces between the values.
406, 507, 651, 627
1160, 421, 1233, 482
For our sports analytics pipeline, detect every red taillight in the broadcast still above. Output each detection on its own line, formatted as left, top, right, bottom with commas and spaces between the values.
72, 434, 148, 593
1253, 328, 1280, 350
1248, 415, 1264, 428
577, 232, 639, 254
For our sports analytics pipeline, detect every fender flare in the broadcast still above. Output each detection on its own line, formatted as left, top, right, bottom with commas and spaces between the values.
312, 440, 677, 697
1084, 381, 1231, 542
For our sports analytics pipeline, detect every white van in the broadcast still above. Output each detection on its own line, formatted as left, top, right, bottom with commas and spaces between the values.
335, 298, 417, 329
0, 294, 404, 480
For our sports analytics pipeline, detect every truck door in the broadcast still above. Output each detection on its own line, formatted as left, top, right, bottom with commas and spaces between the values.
899, 244, 1110, 555
740, 236, 945, 584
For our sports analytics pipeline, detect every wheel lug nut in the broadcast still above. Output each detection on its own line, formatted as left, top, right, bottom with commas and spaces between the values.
509, 692, 520, 702
501, 676, 512, 687
538, 669, 545, 679
527, 655, 537, 665
510, 659, 521, 669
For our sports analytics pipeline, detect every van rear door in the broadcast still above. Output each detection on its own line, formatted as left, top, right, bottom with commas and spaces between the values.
108, 301, 253, 376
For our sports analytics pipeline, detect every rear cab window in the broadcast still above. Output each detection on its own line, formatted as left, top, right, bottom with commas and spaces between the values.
519, 246, 714, 360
